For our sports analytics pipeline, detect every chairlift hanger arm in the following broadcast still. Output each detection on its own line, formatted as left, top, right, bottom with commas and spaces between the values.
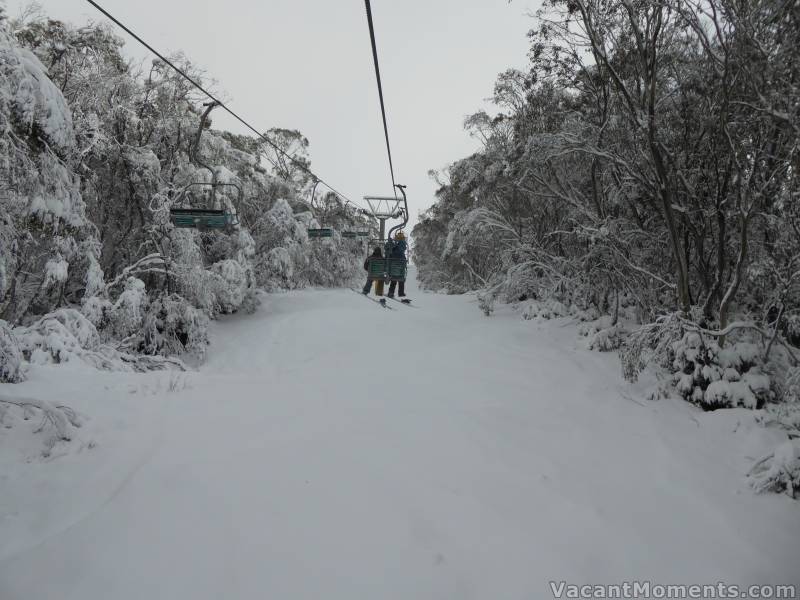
387, 184, 408, 241
396, 184, 408, 224
191, 101, 220, 179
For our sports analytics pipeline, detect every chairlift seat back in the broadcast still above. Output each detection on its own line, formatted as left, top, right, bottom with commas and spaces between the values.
367, 257, 406, 282
170, 208, 234, 229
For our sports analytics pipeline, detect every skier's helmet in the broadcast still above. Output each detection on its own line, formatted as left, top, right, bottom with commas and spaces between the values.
395, 231, 406, 240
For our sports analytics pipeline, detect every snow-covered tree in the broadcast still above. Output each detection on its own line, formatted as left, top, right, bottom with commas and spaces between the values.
414, 0, 800, 426
0, 8, 368, 382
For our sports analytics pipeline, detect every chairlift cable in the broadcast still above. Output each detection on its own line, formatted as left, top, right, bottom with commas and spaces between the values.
364, 0, 398, 199
84, 0, 367, 213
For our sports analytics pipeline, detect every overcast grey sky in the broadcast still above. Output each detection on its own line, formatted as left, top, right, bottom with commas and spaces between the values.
6, 0, 539, 228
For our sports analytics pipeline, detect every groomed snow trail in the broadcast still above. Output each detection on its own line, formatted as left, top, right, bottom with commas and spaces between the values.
1, 273, 798, 599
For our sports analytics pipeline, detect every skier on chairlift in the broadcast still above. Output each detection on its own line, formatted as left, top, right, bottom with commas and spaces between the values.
386, 230, 408, 298
362, 246, 383, 294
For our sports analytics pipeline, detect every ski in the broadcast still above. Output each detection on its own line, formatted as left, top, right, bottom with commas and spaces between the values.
353, 289, 394, 309
385, 296, 418, 308
368, 296, 394, 309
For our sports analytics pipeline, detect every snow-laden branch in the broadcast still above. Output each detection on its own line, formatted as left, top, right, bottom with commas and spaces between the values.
104, 253, 169, 291
679, 318, 800, 367
0, 394, 76, 441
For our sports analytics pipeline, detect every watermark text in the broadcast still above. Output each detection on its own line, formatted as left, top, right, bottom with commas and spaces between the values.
549, 581, 797, 599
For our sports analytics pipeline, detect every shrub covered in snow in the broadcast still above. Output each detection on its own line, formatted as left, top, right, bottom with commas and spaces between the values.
0, 319, 25, 383
477, 288, 496, 316
13, 307, 186, 373
671, 333, 772, 410
521, 299, 569, 321
211, 259, 249, 313
621, 315, 777, 411
578, 316, 626, 352
81, 295, 113, 329
108, 277, 148, 339
620, 313, 688, 383
14, 308, 101, 366
748, 440, 800, 499
762, 366, 800, 436
261, 247, 295, 290
140, 294, 209, 358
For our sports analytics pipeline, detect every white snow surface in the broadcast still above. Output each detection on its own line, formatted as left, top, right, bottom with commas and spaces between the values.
1, 271, 798, 599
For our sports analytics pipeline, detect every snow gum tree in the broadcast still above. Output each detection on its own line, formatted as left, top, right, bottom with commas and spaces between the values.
412, 0, 800, 495
0, 8, 371, 380
413, 0, 800, 422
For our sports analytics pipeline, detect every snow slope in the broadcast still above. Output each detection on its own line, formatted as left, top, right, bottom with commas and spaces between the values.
1, 270, 798, 599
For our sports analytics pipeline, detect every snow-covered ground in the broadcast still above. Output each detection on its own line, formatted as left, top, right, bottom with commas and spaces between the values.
1, 272, 798, 599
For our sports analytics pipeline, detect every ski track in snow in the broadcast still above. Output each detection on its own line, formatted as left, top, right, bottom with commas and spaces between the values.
1, 270, 798, 600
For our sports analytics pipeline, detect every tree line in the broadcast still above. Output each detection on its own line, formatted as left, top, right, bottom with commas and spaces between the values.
413, 1, 800, 426
0, 6, 371, 382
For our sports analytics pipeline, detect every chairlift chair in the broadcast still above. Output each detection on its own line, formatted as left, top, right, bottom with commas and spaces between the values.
363, 184, 410, 284
168, 100, 241, 232
170, 182, 242, 231
307, 227, 334, 238
342, 230, 370, 239
366, 257, 407, 283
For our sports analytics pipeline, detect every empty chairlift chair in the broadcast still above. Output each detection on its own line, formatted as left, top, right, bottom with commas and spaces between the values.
170, 182, 242, 231
341, 230, 371, 239
168, 100, 241, 233
307, 227, 334, 238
